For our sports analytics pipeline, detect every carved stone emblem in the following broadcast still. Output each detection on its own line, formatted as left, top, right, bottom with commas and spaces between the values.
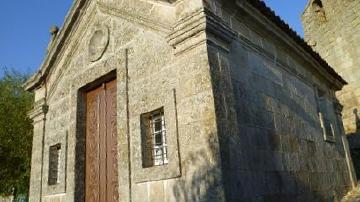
88, 25, 110, 62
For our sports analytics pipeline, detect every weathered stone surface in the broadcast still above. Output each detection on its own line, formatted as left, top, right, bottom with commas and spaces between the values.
302, 0, 360, 195
0, 197, 13, 202
25, 0, 355, 201
302, 0, 360, 136
206, 0, 354, 201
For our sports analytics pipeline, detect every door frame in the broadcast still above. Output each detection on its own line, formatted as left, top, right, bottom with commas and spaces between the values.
74, 70, 117, 201
69, 52, 131, 201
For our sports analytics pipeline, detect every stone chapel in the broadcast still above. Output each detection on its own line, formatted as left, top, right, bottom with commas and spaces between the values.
25, 0, 357, 201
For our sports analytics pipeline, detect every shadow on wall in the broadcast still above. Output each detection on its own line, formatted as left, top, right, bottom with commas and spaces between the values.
172, 134, 225, 202
169, 125, 336, 201
354, 109, 360, 134
208, 74, 349, 201
74, 91, 86, 201
218, 130, 336, 201
170, 101, 341, 200
347, 108, 360, 180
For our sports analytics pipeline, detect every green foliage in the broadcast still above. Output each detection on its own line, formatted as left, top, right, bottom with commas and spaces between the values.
0, 68, 34, 198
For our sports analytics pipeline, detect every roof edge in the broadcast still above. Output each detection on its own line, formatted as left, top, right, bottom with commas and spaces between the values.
25, 0, 347, 91
25, 0, 88, 91
245, 0, 347, 88
302, 0, 314, 16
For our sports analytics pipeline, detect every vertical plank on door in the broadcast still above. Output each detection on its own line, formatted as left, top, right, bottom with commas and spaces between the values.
85, 79, 119, 202
105, 80, 119, 201
86, 87, 102, 202
99, 84, 107, 202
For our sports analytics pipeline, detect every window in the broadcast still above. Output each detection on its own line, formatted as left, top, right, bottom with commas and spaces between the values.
141, 108, 168, 167
319, 112, 335, 141
317, 90, 335, 142
48, 144, 61, 185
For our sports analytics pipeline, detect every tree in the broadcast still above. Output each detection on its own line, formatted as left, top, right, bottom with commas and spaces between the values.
0, 68, 34, 199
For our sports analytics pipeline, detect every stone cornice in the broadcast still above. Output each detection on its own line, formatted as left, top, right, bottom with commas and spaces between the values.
239, 0, 346, 89
25, 0, 178, 92
167, 8, 237, 55
46, 5, 97, 103
97, 2, 172, 35
167, 9, 207, 55
167, 9, 206, 46
28, 98, 48, 121
24, 0, 90, 91
204, 8, 237, 52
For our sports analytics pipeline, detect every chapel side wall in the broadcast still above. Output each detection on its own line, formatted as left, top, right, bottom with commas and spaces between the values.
205, 1, 352, 201
302, 0, 360, 135
31, 1, 225, 202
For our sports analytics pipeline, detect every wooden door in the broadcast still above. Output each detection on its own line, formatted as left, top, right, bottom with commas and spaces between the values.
85, 79, 119, 202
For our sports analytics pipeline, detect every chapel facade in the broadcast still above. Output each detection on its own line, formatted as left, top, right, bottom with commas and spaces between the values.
26, 0, 357, 201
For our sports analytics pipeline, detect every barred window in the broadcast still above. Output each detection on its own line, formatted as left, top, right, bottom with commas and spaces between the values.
319, 112, 335, 140
141, 108, 168, 167
317, 90, 335, 142
48, 144, 61, 185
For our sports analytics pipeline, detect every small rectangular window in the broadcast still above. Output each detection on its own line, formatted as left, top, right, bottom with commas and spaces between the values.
317, 89, 335, 142
141, 108, 168, 168
48, 144, 61, 185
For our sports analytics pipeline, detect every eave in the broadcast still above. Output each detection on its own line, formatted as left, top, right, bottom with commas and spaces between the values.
24, 0, 89, 91
243, 0, 347, 89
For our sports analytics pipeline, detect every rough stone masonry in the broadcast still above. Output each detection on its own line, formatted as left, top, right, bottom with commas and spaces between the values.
302, 0, 360, 136
303, 0, 360, 187
25, 0, 357, 201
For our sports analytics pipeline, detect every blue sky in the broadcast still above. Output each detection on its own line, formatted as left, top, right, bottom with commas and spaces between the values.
0, 0, 73, 77
0, 0, 308, 77
264, 0, 308, 35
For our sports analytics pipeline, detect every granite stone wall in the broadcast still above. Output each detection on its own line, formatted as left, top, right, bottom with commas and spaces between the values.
29, 0, 227, 201
27, 0, 355, 201
302, 0, 360, 136
206, 0, 353, 201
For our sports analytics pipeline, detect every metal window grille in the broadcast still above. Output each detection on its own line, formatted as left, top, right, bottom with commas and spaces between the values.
149, 110, 168, 166
317, 91, 335, 142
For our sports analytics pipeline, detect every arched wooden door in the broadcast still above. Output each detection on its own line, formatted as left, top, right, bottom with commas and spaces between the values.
85, 79, 119, 202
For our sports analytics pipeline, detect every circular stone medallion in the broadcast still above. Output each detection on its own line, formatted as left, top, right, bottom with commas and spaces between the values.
88, 26, 110, 62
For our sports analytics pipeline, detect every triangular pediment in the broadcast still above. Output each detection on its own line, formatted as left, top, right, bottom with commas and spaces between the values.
24, 0, 89, 91
25, 0, 177, 91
